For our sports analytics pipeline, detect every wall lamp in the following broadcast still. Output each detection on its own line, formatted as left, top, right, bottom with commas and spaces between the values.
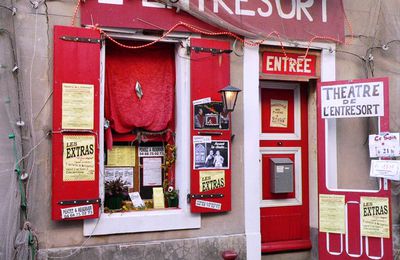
219, 85, 241, 113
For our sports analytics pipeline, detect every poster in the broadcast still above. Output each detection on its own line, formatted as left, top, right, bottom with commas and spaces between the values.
270, 99, 288, 128
200, 170, 225, 192
194, 140, 229, 169
319, 194, 345, 234
143, 157, 162, 186
370, 160, 400, 181
193, 101, 229, 130
139, 146, 164, 157
369, 133, 400, 158
321, 80, 384, 118
62, 83, 94, 129
361, 197, 390, 238
104, 167, 134, 188
107, 146, 135, 166
63, 135, 95, 181
152, 187, 165, 209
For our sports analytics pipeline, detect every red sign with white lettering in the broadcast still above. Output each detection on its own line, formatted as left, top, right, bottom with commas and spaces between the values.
80, 0, 344, 42
262, 52, 317, 76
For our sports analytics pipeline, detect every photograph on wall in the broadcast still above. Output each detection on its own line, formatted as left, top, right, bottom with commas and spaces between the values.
193, 101, 229, 130
193, 139, 229, 169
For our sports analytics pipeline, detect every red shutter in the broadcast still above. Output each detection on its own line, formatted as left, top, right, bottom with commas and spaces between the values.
190, 38, 231, 213
52, 26, 101, 220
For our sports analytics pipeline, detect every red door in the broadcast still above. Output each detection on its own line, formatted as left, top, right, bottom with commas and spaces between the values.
259, 81, 311, 252
317, 78, 392, 259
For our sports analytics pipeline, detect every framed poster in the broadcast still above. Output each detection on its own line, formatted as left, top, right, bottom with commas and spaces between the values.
193, 101, 229, 130
193, 139, 229, 169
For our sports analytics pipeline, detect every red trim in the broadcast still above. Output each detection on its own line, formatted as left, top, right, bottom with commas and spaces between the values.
261, 240, 312, 253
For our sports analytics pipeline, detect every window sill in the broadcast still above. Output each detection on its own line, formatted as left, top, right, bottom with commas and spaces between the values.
83, 208, 200, 236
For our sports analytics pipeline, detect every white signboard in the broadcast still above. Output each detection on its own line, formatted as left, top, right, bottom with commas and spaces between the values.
195, 199, 222, 210
61, 205, 94, 219
370, 160, 400, 181
139, 146, 164, 157
321, 81, 384, 118
369, 133, 400, 158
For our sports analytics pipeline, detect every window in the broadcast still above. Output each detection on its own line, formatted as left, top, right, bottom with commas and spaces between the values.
84, 36, 200, 236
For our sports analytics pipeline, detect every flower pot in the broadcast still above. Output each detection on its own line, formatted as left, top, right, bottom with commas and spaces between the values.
105, 195, 123, 210
167, 197, 179, 208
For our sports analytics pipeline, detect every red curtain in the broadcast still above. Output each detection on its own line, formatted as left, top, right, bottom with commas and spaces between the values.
105, 42, 175, 139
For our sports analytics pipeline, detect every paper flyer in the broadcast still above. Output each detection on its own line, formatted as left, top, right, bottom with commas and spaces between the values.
319, 194, 345, 234
62, 83, 94, 130
63, 135, 95, 181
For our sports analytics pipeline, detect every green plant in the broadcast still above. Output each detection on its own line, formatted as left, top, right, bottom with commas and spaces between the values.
105, 178, 129, 198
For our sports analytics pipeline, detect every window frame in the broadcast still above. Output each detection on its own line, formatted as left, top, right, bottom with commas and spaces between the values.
83, 34, 201, 236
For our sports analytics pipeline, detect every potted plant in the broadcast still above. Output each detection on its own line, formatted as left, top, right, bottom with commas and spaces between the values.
163, 179, 179, 208
104, 178, 129, 210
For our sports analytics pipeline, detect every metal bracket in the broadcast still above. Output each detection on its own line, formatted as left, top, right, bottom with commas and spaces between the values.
187, 45, 232, 56
60, 36, 100, 44
58, 198, 101, 206
187, 193, 224, 203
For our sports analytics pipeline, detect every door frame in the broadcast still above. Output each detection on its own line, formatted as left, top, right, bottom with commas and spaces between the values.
243, 40, 336, 260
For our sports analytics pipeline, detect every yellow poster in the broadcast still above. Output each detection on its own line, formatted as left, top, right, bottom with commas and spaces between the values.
63, 135, 95, 181
361, 197, 390, 238
152, 187, 165, 209
62, 83, 94, 130
319, 194, 345, 234
107, 146, 136, 166
200, 170, 225, 192
270, 99, 288, 128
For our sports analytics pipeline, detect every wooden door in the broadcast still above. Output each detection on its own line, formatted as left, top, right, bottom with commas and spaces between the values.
259, 81, 311, 253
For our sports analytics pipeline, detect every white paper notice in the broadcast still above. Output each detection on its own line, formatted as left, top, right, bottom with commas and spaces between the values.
104, 167, 134, 188
61, 205, 94, 219
143, 157, 162, 186
193, 97, 211, 105
195, 199, 222, 210
370, 160, 400, 181
129, 192, 145, 208
369, 133, 400, 158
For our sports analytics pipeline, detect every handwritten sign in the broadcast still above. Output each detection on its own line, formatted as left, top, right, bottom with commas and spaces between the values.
62, 83, 94, 129
152, 187, 165, 209
369, 133, 400, 158
319, 194, 345, 234
129, 192, 145, 208
361, 197, 390, 238
270, 99, 288, 128
321, 81, 384, 118
370, 160, 400, 181
63, 135, 95, 181
61, 205, 94, 219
